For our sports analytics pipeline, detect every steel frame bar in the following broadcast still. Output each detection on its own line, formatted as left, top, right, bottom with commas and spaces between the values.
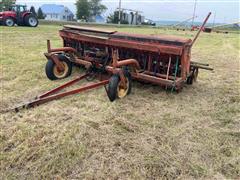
47, 39, 77, 53
9, 76, 109, 112
38, 74, 89, 99
191, 12, 212, 46
132, 73, 183, 87
27, 80, 109, 108
142, 71, 177, 80
166, 56, 172, 80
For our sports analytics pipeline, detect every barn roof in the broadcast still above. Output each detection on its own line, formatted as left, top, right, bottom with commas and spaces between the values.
41, 4, 73, 15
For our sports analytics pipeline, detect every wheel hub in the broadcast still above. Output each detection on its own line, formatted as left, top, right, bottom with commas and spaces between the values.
53, 62, 68, 78
29, 17, 37, 26
117, 78, 129, 98
6, 19, 14, 26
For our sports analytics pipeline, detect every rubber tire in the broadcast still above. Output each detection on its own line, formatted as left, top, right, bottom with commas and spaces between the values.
5, 17, 15, 27
45, 55, 72, 81
107, 75, 120, 102
107, 71, 132, 102
24, 14, 38, 27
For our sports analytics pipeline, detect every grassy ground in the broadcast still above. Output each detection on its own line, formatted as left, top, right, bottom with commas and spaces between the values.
1, 25, 239, 179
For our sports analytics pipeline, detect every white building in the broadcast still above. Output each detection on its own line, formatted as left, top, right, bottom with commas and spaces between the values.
119, 10, 145, 25
41, 4, 74, 21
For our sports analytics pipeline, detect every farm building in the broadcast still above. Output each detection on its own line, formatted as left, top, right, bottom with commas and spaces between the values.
41, 4, 74, 21
125, 12, 145, 25
110, 9, 145, 25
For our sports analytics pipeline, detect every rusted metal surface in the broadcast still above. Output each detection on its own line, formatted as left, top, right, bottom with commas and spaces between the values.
44, 53, 65, 71
75, 58, 92, 68
3, 13, 213, 112
30, 79, 109, 107
191, 12, 212, 46
59, 30, 184, 55
55, 14, 212, 90
110, 32, 192, 46
55, 13, 211, 90
63, 25, 117, 34
4, 74, 109, 112
38, 74, 89, 99
131, 73, 183, 88
190, 64, 214, 71
116, 59, 141, 69
47, 39, 77, 53
166, 56, 172, 80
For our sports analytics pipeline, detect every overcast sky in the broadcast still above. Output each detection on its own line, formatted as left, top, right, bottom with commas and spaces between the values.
17, 0, 239, 23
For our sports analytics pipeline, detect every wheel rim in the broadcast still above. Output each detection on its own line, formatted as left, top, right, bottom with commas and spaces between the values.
29, 17, 37, 26
53, 62, 68, 78
6, 19, 14, 26
117, 78, 129, 98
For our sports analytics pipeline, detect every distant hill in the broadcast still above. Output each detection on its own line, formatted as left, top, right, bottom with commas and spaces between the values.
154, 20, 223, 27
154, 20, 240, 30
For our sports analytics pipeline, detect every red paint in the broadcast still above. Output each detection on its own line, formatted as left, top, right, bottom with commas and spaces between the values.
0, 4, 37, 26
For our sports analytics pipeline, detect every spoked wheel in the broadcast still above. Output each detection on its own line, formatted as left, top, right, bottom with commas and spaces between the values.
5, 18, 14, 27
45, 55, 72, 80
107, 71, 132, 102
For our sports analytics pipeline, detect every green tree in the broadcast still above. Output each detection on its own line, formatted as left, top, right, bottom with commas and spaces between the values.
90, 0, 107, 17
76, 0, 107, 21
76, 0, 90, 21
30, 6, 37, 16
0, 0, 15, 11
37, 8, 45, 19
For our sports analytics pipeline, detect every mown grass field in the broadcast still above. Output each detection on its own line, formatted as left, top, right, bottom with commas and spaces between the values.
1, 24, 239, 179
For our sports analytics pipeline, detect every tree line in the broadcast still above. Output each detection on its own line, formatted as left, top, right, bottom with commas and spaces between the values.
1, 0, 119, 23
0, 0, 14, 11
29, 6, 45, 19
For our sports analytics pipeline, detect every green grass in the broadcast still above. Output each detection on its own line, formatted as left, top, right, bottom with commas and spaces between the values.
1, 24, 240, 179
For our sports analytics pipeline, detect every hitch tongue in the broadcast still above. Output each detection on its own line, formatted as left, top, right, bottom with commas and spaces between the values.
1, 101, 34, 113
1, 74, 110, 113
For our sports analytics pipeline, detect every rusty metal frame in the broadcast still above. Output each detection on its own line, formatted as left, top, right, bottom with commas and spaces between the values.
2, 13, 213, 113
59, 30, 184, 55
45, 12, 212, 90
47, 40, 77, 53
46, 39, 185, 88
6, 74, 109, 112
191, 12, 212, 46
